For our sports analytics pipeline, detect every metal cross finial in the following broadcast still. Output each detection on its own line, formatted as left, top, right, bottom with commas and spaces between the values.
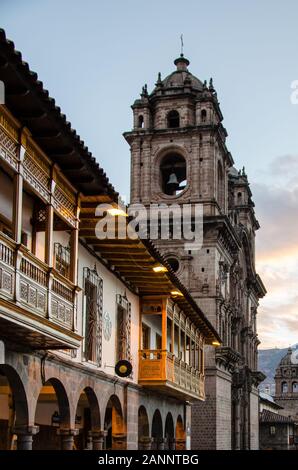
180, 34, 184, 55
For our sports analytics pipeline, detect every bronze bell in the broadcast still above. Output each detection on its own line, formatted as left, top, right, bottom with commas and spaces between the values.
166, 172, 179, 193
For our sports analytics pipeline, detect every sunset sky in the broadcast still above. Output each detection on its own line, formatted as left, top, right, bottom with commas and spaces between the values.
2, 0, 298, 349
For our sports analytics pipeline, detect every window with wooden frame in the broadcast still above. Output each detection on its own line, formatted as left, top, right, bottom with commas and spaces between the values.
142, 323, 151, 350
83, 266, 103, 365
54, 242, 70, 279
155, 333, 162, 350
116, 293, 131, 362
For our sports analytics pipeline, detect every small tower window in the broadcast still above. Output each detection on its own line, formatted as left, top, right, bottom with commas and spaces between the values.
160, 153, 187, 196
269, 426, 276, 436
138, 115, 144, 128
167, 110, 180, 128
166, 257, 180, 272
201, 109, 207, 122
282, 381, 288, 393
292, 382, 298, 393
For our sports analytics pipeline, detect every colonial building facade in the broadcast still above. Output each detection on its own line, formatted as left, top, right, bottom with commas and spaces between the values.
124, 54, 266, 449
259, 391, 297, 450
0, 30, 220, 450
274, 347, 298, 418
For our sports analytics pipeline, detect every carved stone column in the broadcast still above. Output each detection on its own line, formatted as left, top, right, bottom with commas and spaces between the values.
14, 425, 39, 450
169, 438, 176, 450
57, 428, 79, 450
233, 391, 241, 450
157, 437, 166, 450
92, 430, 107, 450
243, 396, 249, 450
139, 436, 153, 450
84, 431, 93, 450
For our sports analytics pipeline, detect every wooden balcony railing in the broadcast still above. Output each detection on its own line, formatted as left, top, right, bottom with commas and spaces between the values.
0, 231, 79, 346
20, 257, 47, 286
138, 349, 205, 400
0, 109, 77, 229
0, 241, 14, 266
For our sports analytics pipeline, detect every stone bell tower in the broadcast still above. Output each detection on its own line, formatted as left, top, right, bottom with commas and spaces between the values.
124, 54, 232, 302
124, 54, 266, 450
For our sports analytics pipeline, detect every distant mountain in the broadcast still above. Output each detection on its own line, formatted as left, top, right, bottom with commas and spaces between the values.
258, 344, 298, 394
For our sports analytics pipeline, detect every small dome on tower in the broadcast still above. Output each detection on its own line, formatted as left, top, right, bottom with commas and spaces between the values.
152, 54, 203, 94
279, 347, 293, 365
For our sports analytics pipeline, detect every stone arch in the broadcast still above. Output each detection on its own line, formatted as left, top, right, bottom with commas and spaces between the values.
73, 386, 101, 450
104, 394, 126, 450
201, 108, 207, 122
167, 110, 180, 128
0, 364, 29, 427
151, 409, 163, 449
45, 378, 71, 427
84, 386, 101, 428
0, 364, 30, 449
160, 153, 187, 196
281, 381, 288, 394
73, 385, 101, 430
138, 114, 144, 128
165, 412, 175, 449
138, 405, 150, 449
33, 377, 71, 450
164, 252, 181, 274
153, 145, 190, 200
175, 414, 186, 450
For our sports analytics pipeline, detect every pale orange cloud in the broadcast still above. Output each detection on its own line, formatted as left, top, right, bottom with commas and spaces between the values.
252, 156, 298, 349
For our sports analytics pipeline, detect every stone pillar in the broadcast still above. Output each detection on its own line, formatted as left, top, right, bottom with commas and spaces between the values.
157, 437, 166, 450
234, 399, 241, 450
141, 140, 152, 204
243, 398, 249, 450
139, 436, 153, 450
57, 428, 79, 450
92, 430, 107, 450
14, 425, 39, 450
169, 438, 176, 450
130, 141, 141, 204
151, 437, 158, 450
84, 431, 93, 450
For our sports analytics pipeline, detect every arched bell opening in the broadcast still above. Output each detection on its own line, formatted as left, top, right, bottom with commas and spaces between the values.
160, 153, 187, 196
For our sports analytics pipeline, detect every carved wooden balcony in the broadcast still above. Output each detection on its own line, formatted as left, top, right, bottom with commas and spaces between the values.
138, 349, 205, 401
0, 231, 81, 349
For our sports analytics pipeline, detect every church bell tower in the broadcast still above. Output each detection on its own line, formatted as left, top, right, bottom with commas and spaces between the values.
124, 54, 265, 450
124, 54, 233, 302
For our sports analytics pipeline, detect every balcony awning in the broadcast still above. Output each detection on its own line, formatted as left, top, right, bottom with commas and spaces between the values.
79, 197, 221, 345
0, 28, 220, 346
0, 307, 81, 350
0, 29, 118, 200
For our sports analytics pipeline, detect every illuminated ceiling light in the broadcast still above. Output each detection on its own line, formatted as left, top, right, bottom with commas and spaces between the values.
171, 290, 183, 297
153, 265, 168, 273
107, 208, 128, 217
212, 341, 221, 347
